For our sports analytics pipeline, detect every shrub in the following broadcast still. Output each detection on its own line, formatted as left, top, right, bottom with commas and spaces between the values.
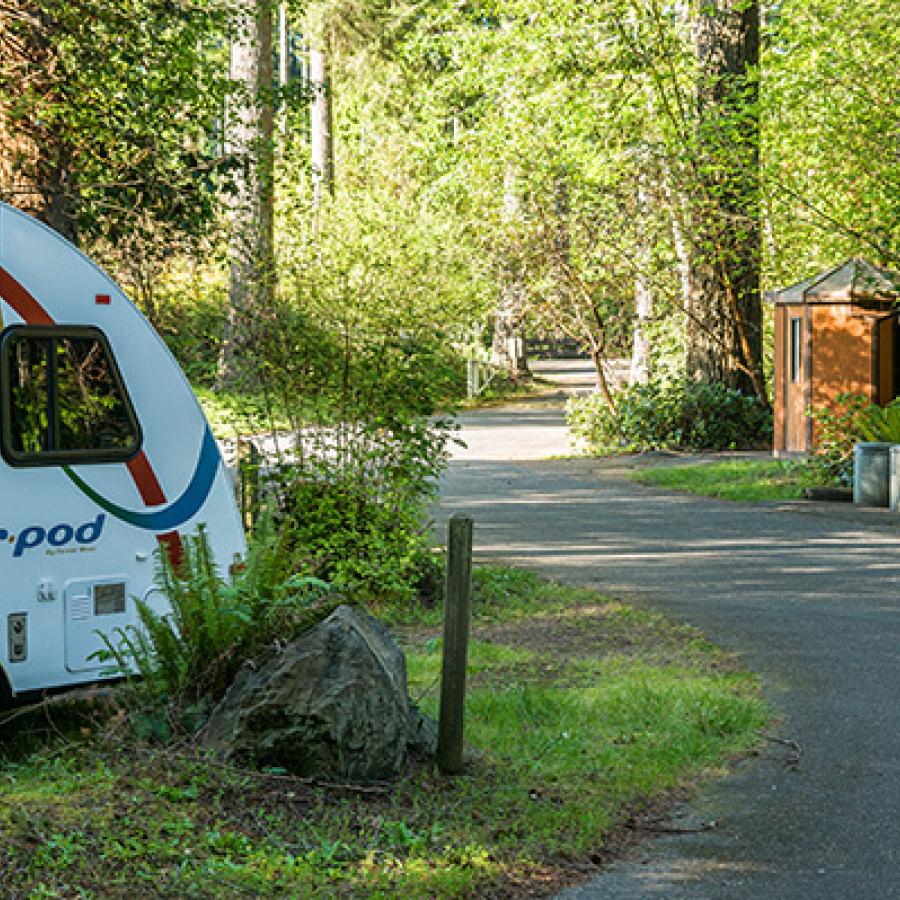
567, 379, 772, 453
805, 393, 900, 485
267, 416, 457, 605
155, 283, 226, 388
211, 190, 472, 610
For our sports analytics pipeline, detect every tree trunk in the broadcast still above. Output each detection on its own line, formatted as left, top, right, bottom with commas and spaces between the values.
0, 4, 79, 243
491, 164, 529, 379
686, 0, 764, 401
629, 175, 653, 385
219, 0, 276, 387
309, 39, 334, 207
278, 3, 290, 142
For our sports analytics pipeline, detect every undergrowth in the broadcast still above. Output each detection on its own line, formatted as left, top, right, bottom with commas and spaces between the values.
1, 565, 769, 898
567, 379, 772, 454
94, 522, 340, 742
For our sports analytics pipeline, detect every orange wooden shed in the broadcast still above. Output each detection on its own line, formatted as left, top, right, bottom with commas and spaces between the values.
770, 259, 900, 455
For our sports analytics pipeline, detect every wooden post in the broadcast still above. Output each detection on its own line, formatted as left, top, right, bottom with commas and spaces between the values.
234, 434, 245, 509
438, 514, 473, 775
238, 441, 261, 532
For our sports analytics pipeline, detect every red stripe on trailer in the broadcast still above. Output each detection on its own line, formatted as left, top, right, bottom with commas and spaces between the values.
126, 452, 168, 506
0, 264, 183, 565
157, 531, 184, 569
0, 268, 54, 325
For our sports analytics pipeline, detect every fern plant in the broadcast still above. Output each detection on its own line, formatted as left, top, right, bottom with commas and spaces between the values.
856, 399, 900, 443
94, 517, 339, 737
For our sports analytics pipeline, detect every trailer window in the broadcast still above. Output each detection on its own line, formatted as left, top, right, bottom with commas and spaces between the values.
8, 337, 50, 454
1, 326, 141, 466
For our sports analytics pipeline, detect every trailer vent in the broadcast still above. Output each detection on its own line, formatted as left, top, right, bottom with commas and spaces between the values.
69, 593, 91, 621
7, 613, 27, 662
65, 577, 131, 672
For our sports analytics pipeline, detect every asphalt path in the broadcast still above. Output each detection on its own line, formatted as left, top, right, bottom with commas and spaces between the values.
437, 379, 900, 899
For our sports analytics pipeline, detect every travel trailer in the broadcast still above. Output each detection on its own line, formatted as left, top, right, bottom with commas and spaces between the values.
0, 201, 245, 703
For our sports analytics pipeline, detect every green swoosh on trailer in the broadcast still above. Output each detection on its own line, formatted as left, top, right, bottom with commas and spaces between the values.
62, 428, 221, 532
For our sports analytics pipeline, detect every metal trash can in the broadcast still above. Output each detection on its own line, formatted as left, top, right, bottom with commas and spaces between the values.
854, 442, 893, 507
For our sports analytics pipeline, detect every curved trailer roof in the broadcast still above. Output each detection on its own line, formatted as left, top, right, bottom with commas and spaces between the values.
0, 200, 242, 565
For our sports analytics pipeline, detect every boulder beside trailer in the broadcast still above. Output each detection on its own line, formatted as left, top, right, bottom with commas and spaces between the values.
0, 201, 245, 703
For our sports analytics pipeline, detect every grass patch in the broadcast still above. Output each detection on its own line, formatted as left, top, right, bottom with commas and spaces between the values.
459, 375, 551, 409
0, 567, 768, 898
631, 459, 822, 502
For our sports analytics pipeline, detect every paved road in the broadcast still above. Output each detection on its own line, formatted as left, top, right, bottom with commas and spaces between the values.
439, 382, 900, 899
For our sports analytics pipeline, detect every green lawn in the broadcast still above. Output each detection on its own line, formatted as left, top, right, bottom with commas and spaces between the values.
0, 567, 768, 898
630, 459, 821, 502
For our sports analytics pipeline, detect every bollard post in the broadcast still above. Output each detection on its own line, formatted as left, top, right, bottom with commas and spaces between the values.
438, 514, 474, 775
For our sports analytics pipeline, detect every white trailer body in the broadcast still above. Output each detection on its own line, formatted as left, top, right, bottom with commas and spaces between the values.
0, 201, 245, 702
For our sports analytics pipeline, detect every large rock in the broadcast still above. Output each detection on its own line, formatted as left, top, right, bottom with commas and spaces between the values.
201, 605, 422, 780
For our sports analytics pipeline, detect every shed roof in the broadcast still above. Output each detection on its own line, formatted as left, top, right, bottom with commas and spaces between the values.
770, 258, 900, 305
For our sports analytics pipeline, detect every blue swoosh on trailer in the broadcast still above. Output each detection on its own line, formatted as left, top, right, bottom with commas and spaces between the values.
62, 427, 221, 532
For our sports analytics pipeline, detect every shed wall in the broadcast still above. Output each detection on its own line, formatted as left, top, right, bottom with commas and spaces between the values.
810, 305, 875, 446
810, 305, 874, 406
877, 315, 896, 404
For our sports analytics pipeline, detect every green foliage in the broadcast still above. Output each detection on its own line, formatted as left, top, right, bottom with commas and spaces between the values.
567, 380, 773, 454
4, 0, 897, 416
856, 400, 900, 443
0, 0, 231, 245
95, 523, 339, 736
763, 0, 900, 282
391, 0, 685, 368
804, 393, 900, 485
268, 417, 457, 605
154, 275, 228, 388
217, 183, 470, 607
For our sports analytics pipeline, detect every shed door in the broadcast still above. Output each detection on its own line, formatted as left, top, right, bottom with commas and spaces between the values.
784, 310, 810, 452
876, 315, 900, 405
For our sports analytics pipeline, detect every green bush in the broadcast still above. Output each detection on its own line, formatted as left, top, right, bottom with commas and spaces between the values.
268, 416, 457, 605
567, 379, 772, 453
204, 189, 472, 610
155, 285, 226, 388
805, 393, 900, 485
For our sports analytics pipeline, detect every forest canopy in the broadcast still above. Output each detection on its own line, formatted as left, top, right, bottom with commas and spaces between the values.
0, 0, 896, 402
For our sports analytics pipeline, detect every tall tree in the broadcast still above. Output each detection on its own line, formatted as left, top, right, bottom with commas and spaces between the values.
490, 164, 528, 378
685, 0, 765, 401
219, 0, 276, 384
308, 23, 335, 207
629, 172, 653, 385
